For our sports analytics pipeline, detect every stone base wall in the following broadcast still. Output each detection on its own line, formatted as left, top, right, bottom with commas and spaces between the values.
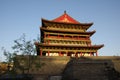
14, 56, 70, 75
14, 56, 120, 80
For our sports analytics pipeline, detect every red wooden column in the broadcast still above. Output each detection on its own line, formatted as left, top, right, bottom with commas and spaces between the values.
59, 51, 61, 56
90, 52, 92, 56
66, 51, 68, 56
40, 50, 42, 56
48, 51, 50, 56
58, 34, 60, 38
64, 35, 66, 39
48, 40, 50, 44
96, 51, 98, 56
72, 36, 74, 40
47, 34, 50, 44
75, 52, 78, 58
80, 52, 82, 56
77, 36, 79, 40
44, 33, 46, 38
78, 36, 80, 40
48, 34, 50, 38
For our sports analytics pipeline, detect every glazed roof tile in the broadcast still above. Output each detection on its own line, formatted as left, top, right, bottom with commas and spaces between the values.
52, 11, 80, 24
37, 44, 104, 49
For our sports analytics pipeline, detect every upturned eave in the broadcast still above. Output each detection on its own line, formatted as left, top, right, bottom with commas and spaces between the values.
37, 43, 104, 49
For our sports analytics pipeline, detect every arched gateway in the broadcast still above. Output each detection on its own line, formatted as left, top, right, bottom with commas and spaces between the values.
35, 11, 104, 57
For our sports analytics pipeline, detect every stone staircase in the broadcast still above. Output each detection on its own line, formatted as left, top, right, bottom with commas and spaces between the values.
62, 57, 120, 80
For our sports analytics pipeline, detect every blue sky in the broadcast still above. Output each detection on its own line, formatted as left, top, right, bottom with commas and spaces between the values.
0, 0, 120, 61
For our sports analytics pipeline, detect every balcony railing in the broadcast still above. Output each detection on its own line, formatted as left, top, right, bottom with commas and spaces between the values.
45, 36, 90, 41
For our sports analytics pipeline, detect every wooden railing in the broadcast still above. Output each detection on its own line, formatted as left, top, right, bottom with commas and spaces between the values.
46, 36, 90, 41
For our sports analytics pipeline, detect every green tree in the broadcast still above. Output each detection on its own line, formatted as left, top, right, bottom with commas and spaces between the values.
12, 34, 36, 55
2, 48, 16, 63
12, 34, 39, 73
2, 33, 40, 73
1, 47, 16, 72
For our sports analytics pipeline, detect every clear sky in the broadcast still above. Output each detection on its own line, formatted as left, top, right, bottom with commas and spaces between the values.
0, 0, 120, 61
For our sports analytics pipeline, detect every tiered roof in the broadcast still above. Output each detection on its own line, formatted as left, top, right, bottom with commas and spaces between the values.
52, 11, 80, 24
41, 11, 93, 31
40, 27, 96, 36
37, 44, 104, 49
35, 11, 104, 56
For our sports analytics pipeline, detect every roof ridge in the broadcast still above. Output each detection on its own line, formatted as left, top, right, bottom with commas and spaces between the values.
52, 12, 80, 24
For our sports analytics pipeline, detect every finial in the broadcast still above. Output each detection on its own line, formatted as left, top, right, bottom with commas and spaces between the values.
64, 10, 66, 14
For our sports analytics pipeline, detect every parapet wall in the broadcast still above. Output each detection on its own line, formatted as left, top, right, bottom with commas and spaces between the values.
81, 56, 120, 72
62, 56, 120, 80
14, 56, 120, 80
14, 56, 70, 75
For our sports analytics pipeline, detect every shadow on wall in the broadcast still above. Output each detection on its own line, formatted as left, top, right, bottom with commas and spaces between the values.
62, 57, 120, 80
